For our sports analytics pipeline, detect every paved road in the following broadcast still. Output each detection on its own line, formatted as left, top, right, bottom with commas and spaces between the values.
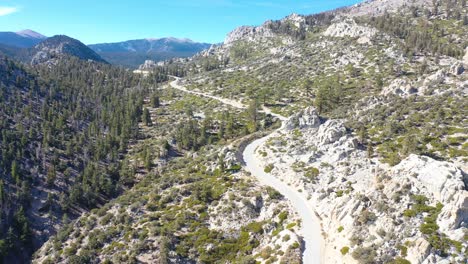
169, 77, 323, 263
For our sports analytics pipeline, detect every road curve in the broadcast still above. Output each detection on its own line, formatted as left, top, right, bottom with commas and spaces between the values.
169, 78, 245, 109
169, 77, 323, 263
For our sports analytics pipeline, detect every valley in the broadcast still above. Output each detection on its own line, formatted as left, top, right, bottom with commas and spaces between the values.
0, 0, 466, 263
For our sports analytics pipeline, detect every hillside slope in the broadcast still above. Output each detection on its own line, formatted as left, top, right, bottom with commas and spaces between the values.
31, 0, 468, 263
30, 35, 108, 65
134, 0, 467, 262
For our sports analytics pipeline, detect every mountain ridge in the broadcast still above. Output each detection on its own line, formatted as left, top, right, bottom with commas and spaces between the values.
0, 29, 46, 48
89, 38, 211, 68
30, 35, 108, 65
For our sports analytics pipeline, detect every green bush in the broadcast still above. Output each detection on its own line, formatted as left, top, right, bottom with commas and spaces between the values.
266, 187, 283, 200
403, 209, 416, 218
278, 211, 288, 223
340, 246, 350, 255
244, 222, 264, 234
304, 167, 319, 180
291, 242, 300, 249
397, 245, 408, 257
352, 246, 377, 264
264, 164, 274, 173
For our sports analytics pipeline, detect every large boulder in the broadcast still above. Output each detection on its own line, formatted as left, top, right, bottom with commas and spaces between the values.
285, 107, 321, 130
450, 61, 465, 75
316, 120, 347, 145
406, 237, 431, 264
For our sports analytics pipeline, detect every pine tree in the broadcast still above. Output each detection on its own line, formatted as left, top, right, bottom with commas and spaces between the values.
143, 108, 152, 126
11, 160, 19, 184
151, 94, 160, 108
46, 166, 56, 187
247, 99, 259, 133
144, 146, 152, 171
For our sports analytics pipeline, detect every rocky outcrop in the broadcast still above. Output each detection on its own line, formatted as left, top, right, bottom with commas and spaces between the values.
324, 20, 377, 44
316, 120, 347, 145
224, 24, 275, 45
224, 13, 307, 46
285, 107, 321, 130
254, 108, 467, 263
138, 59, 164, 70
406, 238, 431, 264
424, 70, 446, 86
382, 78, 418, 96
30, 35, 107, 65
341, 0, 433, 18
450, 61, 465, 75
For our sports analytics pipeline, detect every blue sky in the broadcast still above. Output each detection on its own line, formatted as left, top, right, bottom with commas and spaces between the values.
0, 0, 362, 44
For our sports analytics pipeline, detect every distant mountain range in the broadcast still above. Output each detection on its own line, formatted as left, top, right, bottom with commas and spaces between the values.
89, 38, 212, 68
0, 29, 212, 68
0, 29, 46, 48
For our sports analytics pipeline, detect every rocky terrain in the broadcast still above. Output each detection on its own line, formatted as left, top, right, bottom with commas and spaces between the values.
1, 0, 466, 263
131, 0, 467, 262
256, 107, 466, 263
32, 82, 304, 264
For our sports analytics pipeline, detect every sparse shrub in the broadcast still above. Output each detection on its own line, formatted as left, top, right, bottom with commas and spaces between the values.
340, 246, 350, 255
266, 187, 283, 200
304, 167, 319, 180
291, 242, 300, 249
264, 164, 274, 173
278, 211, 288, 223
357, 210, 377, 225
260, 246, 273, 259
352, 246, 377, 264
397, 245, 408, 257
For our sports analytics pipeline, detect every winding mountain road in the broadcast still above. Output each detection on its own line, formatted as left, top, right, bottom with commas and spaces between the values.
169, 77, 323, 263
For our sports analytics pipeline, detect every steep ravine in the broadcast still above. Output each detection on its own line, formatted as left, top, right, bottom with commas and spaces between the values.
169, 78, 324, 263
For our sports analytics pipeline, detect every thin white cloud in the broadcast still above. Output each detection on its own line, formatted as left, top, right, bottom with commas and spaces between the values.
0, 6, 18, 16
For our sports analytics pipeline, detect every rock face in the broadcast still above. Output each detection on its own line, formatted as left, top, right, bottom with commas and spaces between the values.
285, 107, 321, 130
138, 59, 164, 70
450, 61, 465, 75
224, 13, 307, 46
224, 24, 275, 45
254, 109, 467, 263
323, 19, 377, 44
341, 0, 433, 17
